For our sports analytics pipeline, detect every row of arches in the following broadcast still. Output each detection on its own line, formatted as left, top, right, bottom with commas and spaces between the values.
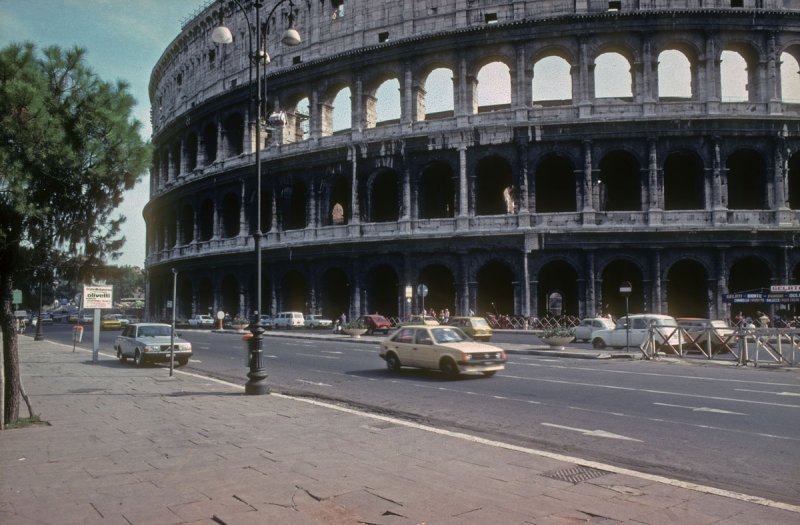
148, 145, 800, 252
151, 254, 800, 324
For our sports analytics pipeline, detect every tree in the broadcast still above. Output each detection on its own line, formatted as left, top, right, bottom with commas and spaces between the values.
0, 43, 150, 427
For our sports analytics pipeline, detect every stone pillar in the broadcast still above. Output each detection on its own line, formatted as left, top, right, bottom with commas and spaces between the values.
521, 250, 530, 317
239, 179, 248, 238
716, 250, 729, 321
401, 163, 411, 220
308, 179, 318, 229
402, 62, 415, 125
711, 136, 726, 224
243, 107, 253, 154
577, 37, 593, 117
212, 197, 220, 240
216, 121, 225, 162
651, 250, 662, 314
349, 145, 360, 224
587, 251, 597, 317
457, 146, 469, 228
704, 33, 721, 113
767, 32, 783, 114
582, 140, 595, 224
647, 139, 662, 224
516, 139, 529, 214
269, 184, 278, 233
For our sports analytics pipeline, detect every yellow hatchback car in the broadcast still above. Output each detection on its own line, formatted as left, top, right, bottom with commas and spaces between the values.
100, 314, 122, 330
447, 316, 493, 341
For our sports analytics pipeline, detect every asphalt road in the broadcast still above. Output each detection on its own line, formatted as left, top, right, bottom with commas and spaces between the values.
35, 323, 800, 506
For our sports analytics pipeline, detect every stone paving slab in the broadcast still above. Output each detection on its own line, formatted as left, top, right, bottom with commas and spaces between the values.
1, 337, 798, 524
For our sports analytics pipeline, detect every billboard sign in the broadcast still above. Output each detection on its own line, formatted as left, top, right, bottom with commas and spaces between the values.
83, 285, 114, 309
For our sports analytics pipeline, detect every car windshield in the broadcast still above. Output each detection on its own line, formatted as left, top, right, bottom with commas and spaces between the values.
431, 327, 468, 343
471, 318, 489, 328
137, 326, 172, 337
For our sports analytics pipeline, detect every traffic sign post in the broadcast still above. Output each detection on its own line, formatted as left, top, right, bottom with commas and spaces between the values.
83, 285, 113, 362
417, 284, 428, 314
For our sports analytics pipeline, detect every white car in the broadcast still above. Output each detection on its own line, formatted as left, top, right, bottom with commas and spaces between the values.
115, 323, 193, 367
273, 311, 305, 329
574, 317, 615, 342
304, 314, 332, 328
188, 314, 214, 327
591, 314, 682, 351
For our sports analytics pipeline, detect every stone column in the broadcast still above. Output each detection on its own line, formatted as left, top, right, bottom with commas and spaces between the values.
651, 250, 663, 314
349, 145, 360, 225
582, 140, 595, 223
577, 37, 593, 118
516, 139, 529, 214
711, 136, 726, 224
704, 33, 721, 113
308, 179, 318, 229
216, 121, 225, 162
239, 179, 248, 238
521, 250, 530, 317
767, 32, 782, 114
647, 139, 662, 224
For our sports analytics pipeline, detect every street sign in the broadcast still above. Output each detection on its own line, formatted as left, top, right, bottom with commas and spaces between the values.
13, 289, 22, 305
619, 281, 632, 296
723, 292, 800, 304
83, 285, 113, 309
417, 284, 428, 298
771, 285, 800, 292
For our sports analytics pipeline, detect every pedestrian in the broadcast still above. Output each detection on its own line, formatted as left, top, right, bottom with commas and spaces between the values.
735, 311, 744, 326
757, 311, 770, 328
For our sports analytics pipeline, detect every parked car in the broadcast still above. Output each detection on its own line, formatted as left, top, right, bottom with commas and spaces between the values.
188, 314, 214, 328
259, 315, 274, 329
114, 323, 193, 367
400, 315, 440, 327
305, 314, 333, 328
677, 318, 735, 352
273, 311, 305, 329
591, 314, 682, 350
380, 325, 506, 378
574, 317, 616, 342
356, 314, 392, 334
447, 316, 493, 341
100, 314, 123, 331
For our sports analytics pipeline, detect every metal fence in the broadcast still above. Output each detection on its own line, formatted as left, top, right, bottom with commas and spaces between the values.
641, 325, 800, 367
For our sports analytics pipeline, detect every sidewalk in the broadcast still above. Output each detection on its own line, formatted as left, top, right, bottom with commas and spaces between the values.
2, 338, 798, 524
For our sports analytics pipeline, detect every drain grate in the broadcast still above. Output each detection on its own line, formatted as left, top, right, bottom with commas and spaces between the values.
542, 465, 610, 484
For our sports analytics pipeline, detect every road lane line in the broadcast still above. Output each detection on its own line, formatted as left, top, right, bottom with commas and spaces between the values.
735, 389, 800, 397
653, 402, 747, 415
296, 379, 332, 387
541, 422, 643, 442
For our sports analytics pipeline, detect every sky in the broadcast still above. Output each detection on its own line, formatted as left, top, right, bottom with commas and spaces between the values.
0, 0, 204, 268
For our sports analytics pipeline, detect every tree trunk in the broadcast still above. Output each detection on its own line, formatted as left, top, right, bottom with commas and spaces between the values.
1, 271, 20, 427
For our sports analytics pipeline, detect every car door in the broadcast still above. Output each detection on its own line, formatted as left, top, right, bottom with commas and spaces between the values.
389, 327, 418, 366
414, 328, 438, 369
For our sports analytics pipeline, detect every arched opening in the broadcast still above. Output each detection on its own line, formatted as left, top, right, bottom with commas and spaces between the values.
419, 161, 455, 219
535, 155, 576, 213
223, 113, 244, 156
537, 260, 579, 317
321, 268, 350, 319
599, 151, 640, 211
199, 198, 214, 241
601, 260, 644, 318
780, 48, 800, 103
720, 49, 749, 102
418, 264, 455, 315
281, 182, 307, 230
186, 132, 198, 171
202, 123, 217, 164
664, 151, 704, 210
367, 265, 399, 317
726, 150, 767, 210
374, 78, 401, 125
666, 260, 709, 318
247, 189, 273, 234
293, 97, 310, 141
176, 274, 192, 319
327, 176, 349, 226
475, 155, 513, 215
331, 87, 352, 134
281, 270, 307, 312
180, 204, 194, 244
533, 55, 572, 104
788, 153, 800, 210
197, 277, 213, 316
477, 260, 514, 317
221, 192, 240, 238
368, 169, 399, 222
220, 274, 240, 317
728, 256, 772, 321
170, 142, 181, 177
657, 49, 692, 99
166, 210, 177, 247
476, 61, 511, 112
424, 67, 454, 120
594, 52, 633, 99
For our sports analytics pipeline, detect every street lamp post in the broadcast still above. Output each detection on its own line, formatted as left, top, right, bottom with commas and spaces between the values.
212, 0, 305, 395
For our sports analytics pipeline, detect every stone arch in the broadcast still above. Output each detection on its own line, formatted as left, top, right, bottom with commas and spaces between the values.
247, 272, 272, 317
537, 260, 579, 317
221, 191, 240, 238
180, 204, 194, 244
728, 255, 772, 321
186, 132, 198, 171
726, 149, 767, 210
223, 113, 244, 156
176, 273, 192, 319
720, 42, 759, 102
170, 141, 181, 177
202, 122, 217, 164
475, 59, 511, 112
367, 71, 402, 127
780, 44, 800, 103
281, 269, 308, 312
219, 274, 240, 317
477, 260, 515, 317
331, 87, 352, 134
321, 267, 349, 319
418, 161, 456, 219
366, 168, 399, 222
666, 259, 709, 318
165, 209, 177, 248
319, 79, 351, 136
475, 154, 513, 216
600, 259, 645, 318
535, 154, 576, 213
199, 198, 214, 241
657, 49, 693, 100
367, 264, 400, 317
422, 66, 455, 119
321, 175, 349, 226
280, 181, 308, 230
532, 52, 573, 104
197, 276, 213, 316
594, 49, 634, 99
599, 150, 641, 211
418, 264, 456, 315
247, 188, 272, 234
664, 150, 705, 210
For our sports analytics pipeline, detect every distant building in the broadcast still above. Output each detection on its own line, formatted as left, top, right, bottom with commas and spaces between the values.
145, 1, 800, 322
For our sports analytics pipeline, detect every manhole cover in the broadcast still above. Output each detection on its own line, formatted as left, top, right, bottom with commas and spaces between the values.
542, 465, 609, 484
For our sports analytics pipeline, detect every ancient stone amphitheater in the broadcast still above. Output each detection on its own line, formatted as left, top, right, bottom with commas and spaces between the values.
145, 0, 800, 324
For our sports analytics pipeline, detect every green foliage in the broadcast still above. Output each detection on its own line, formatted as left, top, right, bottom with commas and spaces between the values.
1, 42, 150, 426
541, 327, 576, 339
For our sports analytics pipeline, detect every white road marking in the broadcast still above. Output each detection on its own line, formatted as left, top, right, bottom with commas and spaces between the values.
297, 353, 339, 360
735, 389, 800, 397
296, 379, 332, 387
541, 422, 643, 442
321, 350, 344, 355
653, 402, 747, 415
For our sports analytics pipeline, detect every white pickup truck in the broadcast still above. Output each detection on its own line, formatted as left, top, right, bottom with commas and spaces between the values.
188, 314, 214, 327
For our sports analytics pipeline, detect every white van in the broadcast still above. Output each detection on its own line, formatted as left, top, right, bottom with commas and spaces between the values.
273, 311, 305, 329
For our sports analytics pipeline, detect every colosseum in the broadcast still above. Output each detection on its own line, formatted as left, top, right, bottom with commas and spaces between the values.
145, 0, 800, 325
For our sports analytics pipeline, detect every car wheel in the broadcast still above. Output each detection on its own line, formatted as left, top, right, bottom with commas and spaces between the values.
592, 338, 606, 349
385, 353, 401, 373
134, 350, 145, 367
177, 357, 189, 367
482, 371, 497, 377
116, 348, 127, 363
440, 358, 460, 379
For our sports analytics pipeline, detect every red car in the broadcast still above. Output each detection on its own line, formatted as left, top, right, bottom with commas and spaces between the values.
357, 314, 392, 335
